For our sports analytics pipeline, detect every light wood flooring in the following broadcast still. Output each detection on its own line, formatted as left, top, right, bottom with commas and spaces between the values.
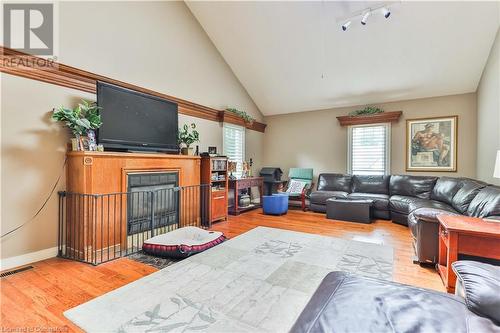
0, 209, 444, 332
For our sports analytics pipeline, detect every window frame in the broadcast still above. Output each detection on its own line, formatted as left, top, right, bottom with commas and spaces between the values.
223, 123, 246, 178
347, 122, 391, 175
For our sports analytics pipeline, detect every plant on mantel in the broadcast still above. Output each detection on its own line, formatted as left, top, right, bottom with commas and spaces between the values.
52, 100, 102, 151
348, 106, 384, 117
225, 108, 255, 125
177, 123, 200, 155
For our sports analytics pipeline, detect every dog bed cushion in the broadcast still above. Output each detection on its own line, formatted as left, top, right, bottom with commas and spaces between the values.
142, 226, 225, 258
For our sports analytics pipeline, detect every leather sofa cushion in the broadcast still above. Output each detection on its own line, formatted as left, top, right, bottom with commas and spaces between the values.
409, 199, 457, 214
389, 195, 427, 215
452, 261, 500, 324
452, 179, 487, 213
466, 186, 500, 218
347, 193, 389, 211
390, 175, 438, 199
351, 175, 390, 195
310, 190, 349, 205
431, 177, 463, 205
411, 207, 459, 223
317, 174, 352, 192
290, 271, 500, 333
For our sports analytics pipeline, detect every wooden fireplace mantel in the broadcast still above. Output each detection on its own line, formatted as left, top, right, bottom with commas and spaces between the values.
336, 111, 403, 126
66, 151, 201, 195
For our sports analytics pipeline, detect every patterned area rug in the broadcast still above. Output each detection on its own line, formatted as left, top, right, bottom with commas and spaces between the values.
65, 227, 393, 332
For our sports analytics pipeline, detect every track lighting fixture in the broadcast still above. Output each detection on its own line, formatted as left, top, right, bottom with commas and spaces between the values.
341, 21, 352, 31
361, 11, 371, 25
381, 7, 391, 18
339, 3, 396, 31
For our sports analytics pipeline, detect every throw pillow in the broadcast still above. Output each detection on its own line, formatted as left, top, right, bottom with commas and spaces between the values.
286, 179, 307, 195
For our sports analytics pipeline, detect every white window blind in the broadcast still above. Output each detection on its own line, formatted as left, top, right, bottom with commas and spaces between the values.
223, 123, 245, 178
348, 124, 390, 175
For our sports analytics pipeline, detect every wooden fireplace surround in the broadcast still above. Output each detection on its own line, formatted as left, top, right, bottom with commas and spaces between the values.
66, 151, 201, 194
65, 151, 201, 261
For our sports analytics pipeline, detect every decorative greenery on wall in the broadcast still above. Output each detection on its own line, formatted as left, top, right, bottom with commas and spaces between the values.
348, 106, 384, 117
225, 108, 255, 124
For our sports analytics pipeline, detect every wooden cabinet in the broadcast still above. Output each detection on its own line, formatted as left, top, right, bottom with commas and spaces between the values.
228, 177, 263, 215
201, 156, 228, 223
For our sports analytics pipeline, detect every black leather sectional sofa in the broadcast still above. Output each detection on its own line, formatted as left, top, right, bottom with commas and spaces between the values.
310, 174, 500, 263
291, 260, 500, 333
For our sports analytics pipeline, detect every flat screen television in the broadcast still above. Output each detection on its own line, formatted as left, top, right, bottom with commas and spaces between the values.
97, 82, 179, 153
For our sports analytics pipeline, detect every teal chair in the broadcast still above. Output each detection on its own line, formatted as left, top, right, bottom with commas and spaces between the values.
283, 168, 314, 211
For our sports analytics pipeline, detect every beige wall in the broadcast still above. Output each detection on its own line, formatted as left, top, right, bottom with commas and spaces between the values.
263, 93, 477, 182
1, 76, 91, 260
477, 28, 500, 185
1, 1, 263, 262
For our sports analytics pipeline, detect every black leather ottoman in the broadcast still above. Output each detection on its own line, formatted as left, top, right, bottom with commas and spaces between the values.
326, 198, 373, 223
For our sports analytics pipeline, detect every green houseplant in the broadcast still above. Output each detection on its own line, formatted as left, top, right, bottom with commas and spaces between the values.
177, 123, 200, 155
225, 108, 255, 125
52, 100, 102, 151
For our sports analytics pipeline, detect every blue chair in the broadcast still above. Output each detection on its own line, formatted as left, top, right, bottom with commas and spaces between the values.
262, 193, 289, 215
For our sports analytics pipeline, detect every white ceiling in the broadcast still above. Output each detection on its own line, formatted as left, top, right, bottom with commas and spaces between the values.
187, 1, 500, 116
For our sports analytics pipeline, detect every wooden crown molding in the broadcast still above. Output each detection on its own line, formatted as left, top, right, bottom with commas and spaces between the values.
218, 111, 268, 132
0, 46, 266, 132
337, 111, 403, 126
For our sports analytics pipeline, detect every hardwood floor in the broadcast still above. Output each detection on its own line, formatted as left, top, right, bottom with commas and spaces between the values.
1, 209, 444, 331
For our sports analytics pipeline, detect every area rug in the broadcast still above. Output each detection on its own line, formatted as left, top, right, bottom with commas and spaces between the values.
65, 226, 393, 332
127, 251, 180, 270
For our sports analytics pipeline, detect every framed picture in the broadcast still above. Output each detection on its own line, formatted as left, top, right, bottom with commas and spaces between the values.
406, 116, 457, 172
208, 146, 217, 155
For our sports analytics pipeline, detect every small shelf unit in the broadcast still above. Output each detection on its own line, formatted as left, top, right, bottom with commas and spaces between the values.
201, 156, 229, 223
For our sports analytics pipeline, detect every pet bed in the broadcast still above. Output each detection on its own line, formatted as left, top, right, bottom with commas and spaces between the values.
142, 226, 225, 258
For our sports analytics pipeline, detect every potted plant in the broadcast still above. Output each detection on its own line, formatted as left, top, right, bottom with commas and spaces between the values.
52, 100, 103, 151
225, 108, 255, 125
177, 123, 200, 155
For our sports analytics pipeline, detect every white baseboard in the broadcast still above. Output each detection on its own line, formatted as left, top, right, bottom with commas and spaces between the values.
1, 246, 58, 271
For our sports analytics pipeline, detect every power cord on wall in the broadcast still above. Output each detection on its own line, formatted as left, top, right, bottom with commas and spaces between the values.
1, 157, 67, 239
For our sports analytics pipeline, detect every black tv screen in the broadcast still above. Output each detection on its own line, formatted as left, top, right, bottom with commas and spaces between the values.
97, 82, 178, 152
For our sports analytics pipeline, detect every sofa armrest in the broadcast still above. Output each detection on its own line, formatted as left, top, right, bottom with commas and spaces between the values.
412, 208, 458, 223
452, 260, 500, 323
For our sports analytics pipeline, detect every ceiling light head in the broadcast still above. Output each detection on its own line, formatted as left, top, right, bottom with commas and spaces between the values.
361, 11, 371, 25
381, 7, 391, 19
342, 21, 352, 31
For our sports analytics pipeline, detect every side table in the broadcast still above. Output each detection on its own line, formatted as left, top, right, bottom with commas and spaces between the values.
437, 214, 500, 293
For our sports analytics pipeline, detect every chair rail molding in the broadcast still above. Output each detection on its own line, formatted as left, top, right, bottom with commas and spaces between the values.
0, 46, 266, 133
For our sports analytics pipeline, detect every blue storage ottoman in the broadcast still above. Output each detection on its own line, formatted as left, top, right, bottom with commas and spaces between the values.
263, 193, 289, 215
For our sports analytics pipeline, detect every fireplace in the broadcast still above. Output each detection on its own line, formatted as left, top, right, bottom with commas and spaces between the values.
127, 172, 179, 235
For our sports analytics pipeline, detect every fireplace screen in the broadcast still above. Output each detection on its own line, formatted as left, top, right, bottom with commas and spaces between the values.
127, 172, 179, 235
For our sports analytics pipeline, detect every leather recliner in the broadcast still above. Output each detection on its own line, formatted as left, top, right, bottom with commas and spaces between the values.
309, 173, 500, 264
408, 181, 500, 264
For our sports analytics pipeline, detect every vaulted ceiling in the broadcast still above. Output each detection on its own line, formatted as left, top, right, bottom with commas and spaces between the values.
187, 1, 499, 116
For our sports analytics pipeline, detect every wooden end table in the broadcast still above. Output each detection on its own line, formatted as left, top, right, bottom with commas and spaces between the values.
437, 214, 500, 293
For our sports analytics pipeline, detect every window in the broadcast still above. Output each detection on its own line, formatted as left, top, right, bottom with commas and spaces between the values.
223, 123, 245, 178
347, 123, 390, 175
